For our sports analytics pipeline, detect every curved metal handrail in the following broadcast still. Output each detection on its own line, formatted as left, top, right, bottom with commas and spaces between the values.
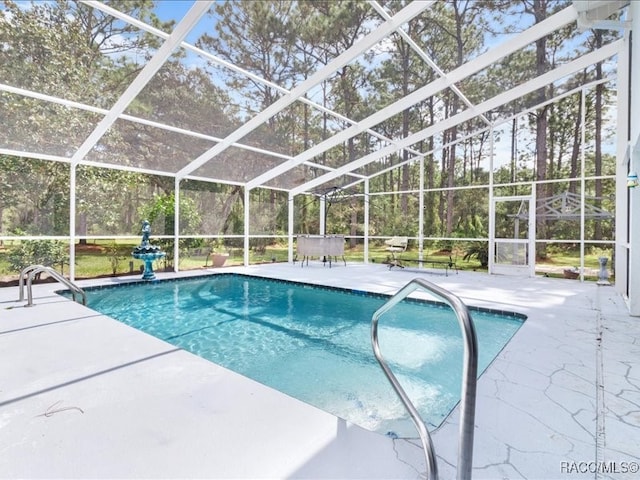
19, 265, 86, 307
18, 264, 46, 301
371, 278, 478, 480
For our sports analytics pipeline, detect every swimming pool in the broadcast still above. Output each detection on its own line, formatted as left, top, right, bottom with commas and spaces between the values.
77, 274, 525, 437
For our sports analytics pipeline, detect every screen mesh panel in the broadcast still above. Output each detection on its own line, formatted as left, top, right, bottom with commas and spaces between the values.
324, 191, 365, 236
0, 157, 70, 236
237, 101, 312, 157
262, 164, 342, 191
248, 188, 288, 236
85, 119, 217, 173
75, 167, 155, 236
368, 192, 419, 237
292, 194, 319, 234
0, 92, 102, 158
452, 188, 489, 236
495, 241, 527, 266
123, 47, 243, 139
0, 2, 156, 109
191, 146, 285, 183
179, 180, 243, 236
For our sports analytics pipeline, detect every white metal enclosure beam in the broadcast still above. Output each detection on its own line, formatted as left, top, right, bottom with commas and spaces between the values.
84, 1, 426, 175
624, 0, 640, 315
614, 30, 630, 303
574, 0, 630, 30
69, 165, 77, 280
362, 78, 610, 185
291, 39, 622, 195
247, 4, 579, 190
1, 82, 347, 180
257, 77, 611, 197
369, 0, 492, 127
69, 2, 212, 166
175, 1, 432, 179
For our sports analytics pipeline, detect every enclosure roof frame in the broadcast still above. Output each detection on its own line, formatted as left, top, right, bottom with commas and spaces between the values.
0, 0, 628, 194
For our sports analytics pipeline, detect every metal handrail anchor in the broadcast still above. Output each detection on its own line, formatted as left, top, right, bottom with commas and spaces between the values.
19, 265, 87, 307
371, 278, 478, 480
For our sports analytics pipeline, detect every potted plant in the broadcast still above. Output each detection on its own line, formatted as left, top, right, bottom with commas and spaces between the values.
206, 237, 229, 268
563, 267, 580, 279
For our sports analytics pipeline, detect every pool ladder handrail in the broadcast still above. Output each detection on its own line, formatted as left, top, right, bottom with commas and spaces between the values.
371, 278, 478, 480
18, 264, 86, 307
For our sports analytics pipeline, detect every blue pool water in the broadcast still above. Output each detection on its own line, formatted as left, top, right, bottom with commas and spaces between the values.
79, 274, 524, 437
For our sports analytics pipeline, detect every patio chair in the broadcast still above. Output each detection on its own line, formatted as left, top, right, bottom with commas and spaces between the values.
385, 236, 408, 268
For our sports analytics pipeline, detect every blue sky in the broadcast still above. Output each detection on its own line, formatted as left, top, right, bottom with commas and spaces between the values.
152, 0, 213, 45
152, 0, 195, 23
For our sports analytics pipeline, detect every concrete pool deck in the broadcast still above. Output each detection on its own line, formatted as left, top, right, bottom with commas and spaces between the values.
1, 263, 638, 479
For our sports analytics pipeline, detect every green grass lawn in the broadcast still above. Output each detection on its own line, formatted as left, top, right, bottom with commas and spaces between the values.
0, 240, 612, 283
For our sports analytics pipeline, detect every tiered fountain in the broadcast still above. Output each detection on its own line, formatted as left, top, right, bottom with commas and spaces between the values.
132, 220, 166, 280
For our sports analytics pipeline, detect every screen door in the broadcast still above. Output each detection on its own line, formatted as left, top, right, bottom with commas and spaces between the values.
490, 195, 536, 276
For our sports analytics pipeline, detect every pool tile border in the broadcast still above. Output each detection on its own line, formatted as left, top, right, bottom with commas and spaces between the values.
61, 272, 526, 322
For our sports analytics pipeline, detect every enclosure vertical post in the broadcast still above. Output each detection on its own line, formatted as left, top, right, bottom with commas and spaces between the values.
625, 9, 640, 315
69, 164, 76, 281
579, 86, 586, 281
529, 193, 536, 276
319, 196, 326, 235
244, 187, 250, 266
288, 192, 295, 263
364, 180, 369, 264
488, 125, 495, 275
174, 177, 180, 273
419, 156, 425, 260
614, 29, 630, 301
